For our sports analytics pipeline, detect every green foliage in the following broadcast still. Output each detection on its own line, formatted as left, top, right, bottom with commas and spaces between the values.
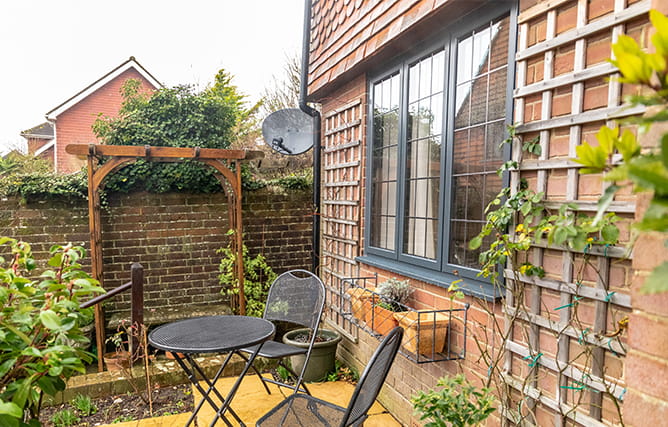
0, 170, 88, 200
241, 165, 313, 191
326, 359, 359, 382
571, 10, 668, 293
71, 394, 97, 416
218, 231, 277, 317
376, 278, 413, 312
276, 365, 291, 382
0, 238, 104, 426
412, 374, 496, 427
49, 409, 80, 427
93, 78, 240, 194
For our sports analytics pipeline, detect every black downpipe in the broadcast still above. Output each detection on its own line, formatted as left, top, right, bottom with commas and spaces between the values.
300, 0, 321, 273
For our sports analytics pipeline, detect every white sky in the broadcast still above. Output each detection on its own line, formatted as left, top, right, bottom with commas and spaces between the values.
0, 0, 304, 155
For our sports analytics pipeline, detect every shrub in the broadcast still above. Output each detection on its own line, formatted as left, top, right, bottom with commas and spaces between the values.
412, 374, 496, 427
218, 231, 277, 317
0, 238, 103, 426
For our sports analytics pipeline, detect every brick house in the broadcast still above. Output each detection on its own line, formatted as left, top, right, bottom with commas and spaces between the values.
21, 57, 161, 173
307, 0, 668, 425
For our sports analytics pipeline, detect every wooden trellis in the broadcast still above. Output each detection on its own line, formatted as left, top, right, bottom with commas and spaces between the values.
66, 143, 256, 371
320, 99, 364, 338
505, 0, 647, 424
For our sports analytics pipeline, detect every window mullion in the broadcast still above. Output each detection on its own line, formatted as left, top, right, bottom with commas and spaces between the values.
395, 62, 408, 261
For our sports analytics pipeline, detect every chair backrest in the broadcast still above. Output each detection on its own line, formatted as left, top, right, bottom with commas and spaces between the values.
263, 269, 326, 331
340, 326, 404, 427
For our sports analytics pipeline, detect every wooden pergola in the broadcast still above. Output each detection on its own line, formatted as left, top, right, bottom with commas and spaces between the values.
66, 143, 258, 370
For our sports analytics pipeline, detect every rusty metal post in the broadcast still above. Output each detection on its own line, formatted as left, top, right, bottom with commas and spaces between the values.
130, 263, 144, 359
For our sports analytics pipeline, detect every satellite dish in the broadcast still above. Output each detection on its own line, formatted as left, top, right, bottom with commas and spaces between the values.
262, 108, 315, 155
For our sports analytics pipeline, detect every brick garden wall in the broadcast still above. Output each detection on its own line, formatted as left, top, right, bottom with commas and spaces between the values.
0, 187, 312, 320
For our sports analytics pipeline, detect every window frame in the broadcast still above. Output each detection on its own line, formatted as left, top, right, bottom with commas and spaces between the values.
362, 1, 518, 298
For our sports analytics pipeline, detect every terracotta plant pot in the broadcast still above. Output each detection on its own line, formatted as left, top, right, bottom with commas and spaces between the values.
103, 351, 131, 372
394, 311, 449, 355
345, 287, 376, 323
165, 351, 186, 360
364, 301, 401, 336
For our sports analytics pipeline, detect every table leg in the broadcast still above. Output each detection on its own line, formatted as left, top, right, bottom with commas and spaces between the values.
209, 346, 265, 427
174, 353, 238, 427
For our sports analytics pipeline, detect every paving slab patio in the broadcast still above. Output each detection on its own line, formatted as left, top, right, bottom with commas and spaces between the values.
101, 373, 401, 426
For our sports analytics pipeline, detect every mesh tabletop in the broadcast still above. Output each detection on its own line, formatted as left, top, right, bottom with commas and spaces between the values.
148, 315, 275, 353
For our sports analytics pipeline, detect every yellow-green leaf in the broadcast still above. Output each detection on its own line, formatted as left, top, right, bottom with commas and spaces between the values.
39, 310, 62, 330
616, 129, 640, 162
596, 126, 618, 155
574, 142, 607, 173
0, 401, 22, 419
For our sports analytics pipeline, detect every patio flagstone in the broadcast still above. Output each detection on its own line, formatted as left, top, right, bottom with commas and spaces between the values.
103, 373, 401, 426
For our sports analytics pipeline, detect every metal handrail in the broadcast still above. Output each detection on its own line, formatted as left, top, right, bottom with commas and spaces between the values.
81, 262, 144, 365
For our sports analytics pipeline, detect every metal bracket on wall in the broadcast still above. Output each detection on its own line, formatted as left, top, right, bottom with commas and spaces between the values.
339, 276, 469, 363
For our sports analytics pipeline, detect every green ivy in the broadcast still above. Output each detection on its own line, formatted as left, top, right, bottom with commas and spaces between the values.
92, 79, 240, 194
0, 171, 88, 200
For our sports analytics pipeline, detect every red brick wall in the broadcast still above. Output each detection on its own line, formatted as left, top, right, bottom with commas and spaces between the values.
0, 188, 312, 319
54, 68, 155, 173
623, 1, 668, 424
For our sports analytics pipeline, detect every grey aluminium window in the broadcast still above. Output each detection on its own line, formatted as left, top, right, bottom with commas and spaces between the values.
364, 2, 517, 297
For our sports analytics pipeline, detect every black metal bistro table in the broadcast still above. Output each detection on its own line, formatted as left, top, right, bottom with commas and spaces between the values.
148, 315, 275, 427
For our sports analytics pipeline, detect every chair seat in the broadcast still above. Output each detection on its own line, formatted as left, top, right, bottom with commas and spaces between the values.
241, 340, 308, 359
256, 394, 350, 427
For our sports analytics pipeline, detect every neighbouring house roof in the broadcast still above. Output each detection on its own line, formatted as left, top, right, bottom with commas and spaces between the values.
20, 121, 54, 139
45, 56, 162, 120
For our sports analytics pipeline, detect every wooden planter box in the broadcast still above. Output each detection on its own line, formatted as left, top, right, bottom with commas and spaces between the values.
346, 287, 376, 323
394, 311, 449, 355
364, 300, 401, 336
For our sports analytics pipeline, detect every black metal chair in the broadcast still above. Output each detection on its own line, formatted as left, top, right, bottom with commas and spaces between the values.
255, 326, 404, 427
239, 269, 326, 396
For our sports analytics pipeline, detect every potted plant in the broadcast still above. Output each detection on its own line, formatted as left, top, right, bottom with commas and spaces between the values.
282, 328, 342, 382
104, 324, 133, 372
365, 278, 412, 335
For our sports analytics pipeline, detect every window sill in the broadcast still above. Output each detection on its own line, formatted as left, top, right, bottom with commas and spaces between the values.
356, 255, 502, 302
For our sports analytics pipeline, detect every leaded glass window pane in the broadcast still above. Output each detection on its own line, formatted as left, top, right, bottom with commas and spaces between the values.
449, 14, 510, 269
370, 73, 400, 250
403, 51, 444, 260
